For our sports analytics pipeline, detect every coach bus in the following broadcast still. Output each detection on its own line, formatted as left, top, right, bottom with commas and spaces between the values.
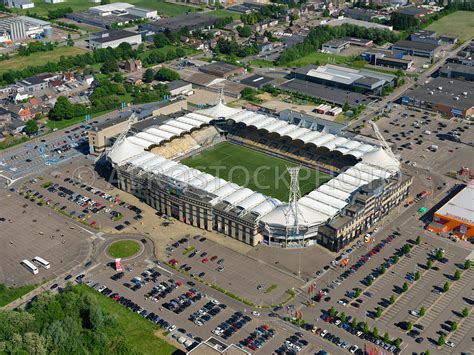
21, 259, 39, 275
33, 256, 50, 269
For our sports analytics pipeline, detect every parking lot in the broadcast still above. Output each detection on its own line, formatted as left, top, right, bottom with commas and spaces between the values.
359, 107, 473, 174
80, 258, 322, 354
0, 188, 91, 287
165, 236, 305, 306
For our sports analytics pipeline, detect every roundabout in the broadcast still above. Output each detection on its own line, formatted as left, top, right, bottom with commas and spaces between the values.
106, 239, 142, 259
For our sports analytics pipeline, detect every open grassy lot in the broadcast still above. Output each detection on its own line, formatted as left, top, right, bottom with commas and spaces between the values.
0, 46, 87, 74
285, 51, 367, 68
181, 142, 332, 201
17, 0, 194, 17
208, 9, 241, 20
107, 240, 141, 258
0, 283, 36, 307
77, 285, 176, 355
426, 11, 474, 41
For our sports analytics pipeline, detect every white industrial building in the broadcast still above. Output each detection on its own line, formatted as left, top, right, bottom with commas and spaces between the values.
89, 2, 158, 19
5, 0, 34, 9
0, 15, 52, 43
45, 0, 65, 4
88, 29, 142, 50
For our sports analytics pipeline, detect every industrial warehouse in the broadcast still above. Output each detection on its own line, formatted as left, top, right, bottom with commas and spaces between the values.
106, 101, 412, 251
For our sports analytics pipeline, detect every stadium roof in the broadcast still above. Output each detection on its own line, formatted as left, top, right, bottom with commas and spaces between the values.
436, 182, 474, 225
108, 102, 400, 229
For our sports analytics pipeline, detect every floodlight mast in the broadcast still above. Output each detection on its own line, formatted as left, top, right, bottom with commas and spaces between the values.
286, 166, 302, 246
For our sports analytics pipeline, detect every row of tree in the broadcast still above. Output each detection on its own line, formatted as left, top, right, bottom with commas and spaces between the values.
143, 67, 180, 83
18, 42, 55, 57
276, 24, 400, 65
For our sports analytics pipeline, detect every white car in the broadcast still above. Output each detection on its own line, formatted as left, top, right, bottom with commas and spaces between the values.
251, 311, 260, 316
338, 299, 347, 306
446, 341, 455, 348
320, 330, 328, 337
349, 345, 359, 353
409, 310, 419, 317
334, 319, 341, 326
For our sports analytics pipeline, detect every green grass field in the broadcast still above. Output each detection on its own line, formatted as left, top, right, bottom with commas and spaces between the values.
0, 283, 36, 307
107, 240, 141, 258
207, 9, 241, 20
181, 142, 332, 201
77, 285, 176, 354
0, 46, 87, 74
426, 11, 474, 41
15, 0, 194, 17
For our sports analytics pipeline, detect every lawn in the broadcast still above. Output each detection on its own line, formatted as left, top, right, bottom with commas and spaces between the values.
286, 51, 357, 67
77, 285, 176, 354
208, 9, 241, 20
0, 46, 87, 74
426, 11, 474, 41
0, 283, 36, 307
181, 142, 332, 201
17, 0, 194, 17
107, 240, 141, 258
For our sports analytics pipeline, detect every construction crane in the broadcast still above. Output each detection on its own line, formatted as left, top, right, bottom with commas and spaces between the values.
369, 120, 400, 163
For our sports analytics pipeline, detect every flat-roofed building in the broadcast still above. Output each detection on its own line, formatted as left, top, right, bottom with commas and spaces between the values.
392, 39, 439, 59
410, 29, 441, 46
322, 38, 350, 54
89, 29, 142, 50
362, 49, 413, 70
199, 62, 245, 78
439, 63, 474, 81
428, 182, 474, 240
292, 64, 396, 95
400, 77, 473, 118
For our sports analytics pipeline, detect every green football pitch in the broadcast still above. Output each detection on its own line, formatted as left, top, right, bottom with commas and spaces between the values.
181, 142, 332, 201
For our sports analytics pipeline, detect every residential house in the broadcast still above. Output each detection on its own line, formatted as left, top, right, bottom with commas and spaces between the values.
123, 59, 142, 72
8, 105, 33, 121
0, 107, 12, 127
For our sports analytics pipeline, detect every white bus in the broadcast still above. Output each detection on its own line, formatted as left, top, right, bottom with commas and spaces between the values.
21, 259, 38, 275
33, 256, 50, 269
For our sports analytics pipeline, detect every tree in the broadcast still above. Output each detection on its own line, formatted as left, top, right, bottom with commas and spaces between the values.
355, 288, 361, 297
414, 271, 420, 281
49, 96, 73, 121
462, 308, 469, 318
453, 270, 461, 281
340, 312, 346, 323
237, 25, 252, 38
393, 255, 399, 264
402, 282, 409, 292
351, 318, 357, 329
372, 326, 378, 338
329, 306, 336, 318
389, 295, 396, 305
390, 12, 420, 31
24, 119, 38, 136
376, 306, 382, 318
464, 260, 471, 270
362, 321, 369, 334
380, 265, 386, 274
367, 277, 373, 286
143, 68, 155, 83
451, 321, 457, 332
66, 34, 74, 47
415, 236, 421, 245
100, 58, 118, 74
394, 338, 401, 349
406, 321, 413, 331
419, 306, 426, 317
153, 33, 170, 48
155, 67, 180, 81
438, 334, 446, 346
427, 259, 433, 270
383, 332, 390, 343
435, 249, 444, 260
443, 282, 450, 293
322, 9, 330, 17
403, 244, 411, 254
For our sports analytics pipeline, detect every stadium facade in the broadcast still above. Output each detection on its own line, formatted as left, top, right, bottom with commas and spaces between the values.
107, 101, 412, 251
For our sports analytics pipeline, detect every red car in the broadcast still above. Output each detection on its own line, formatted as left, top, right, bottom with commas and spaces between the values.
202, 258, 209, 263
169, 259, 178, 266
210, 255, 218, 261
113, 295, 120, 301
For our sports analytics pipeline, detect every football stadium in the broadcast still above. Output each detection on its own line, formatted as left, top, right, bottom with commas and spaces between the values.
107, 100, 413, 251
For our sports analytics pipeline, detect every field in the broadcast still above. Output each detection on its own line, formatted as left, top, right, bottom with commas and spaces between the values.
207, 9, 241, 20
0, 46, 87, 74
181, 142, 332, 201
426, 11, 474, 41
78, 285, 176, 355
107, 240, 141, 258
285, 51, 367, 68
0, 283, 36, 307
16, 0, 194, 17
